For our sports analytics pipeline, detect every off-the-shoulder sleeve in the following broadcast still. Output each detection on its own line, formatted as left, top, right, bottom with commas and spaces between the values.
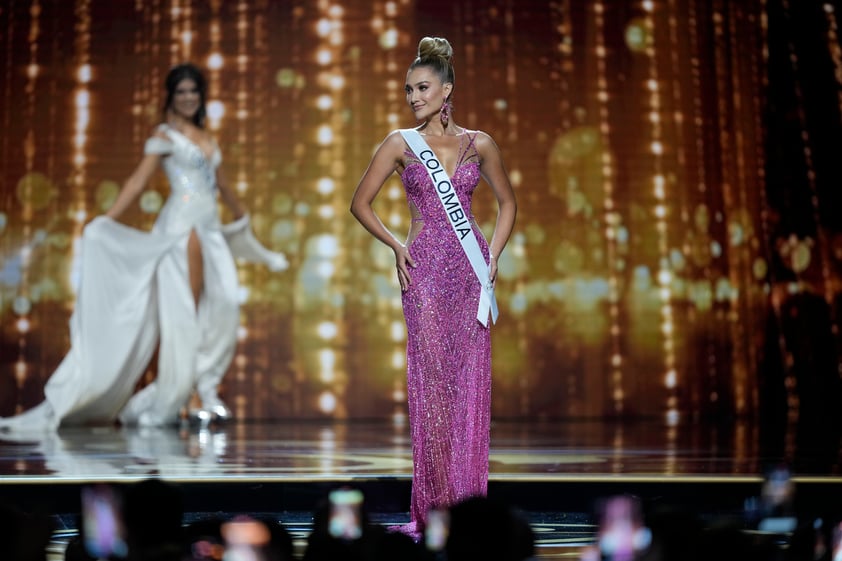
144, 135, 173, 155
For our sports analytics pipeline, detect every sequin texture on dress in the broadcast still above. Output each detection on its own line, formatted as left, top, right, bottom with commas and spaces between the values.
399, 131, 492, 529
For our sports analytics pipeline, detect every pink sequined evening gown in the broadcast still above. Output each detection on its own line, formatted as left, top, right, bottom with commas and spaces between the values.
400, 131, 492, 530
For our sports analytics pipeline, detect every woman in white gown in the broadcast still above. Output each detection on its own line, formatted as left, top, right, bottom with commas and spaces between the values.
0, 63, 286, 431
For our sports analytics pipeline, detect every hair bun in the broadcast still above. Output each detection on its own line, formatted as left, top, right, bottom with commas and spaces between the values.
417, 36, 453, 62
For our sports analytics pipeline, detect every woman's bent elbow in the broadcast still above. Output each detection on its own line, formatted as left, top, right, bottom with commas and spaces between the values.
349, 200, 365, 220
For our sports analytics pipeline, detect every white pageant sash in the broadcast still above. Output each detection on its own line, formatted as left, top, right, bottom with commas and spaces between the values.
400, 129, 499, 327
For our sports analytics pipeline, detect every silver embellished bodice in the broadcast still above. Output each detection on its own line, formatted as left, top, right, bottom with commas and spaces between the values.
148, 125, 222, 235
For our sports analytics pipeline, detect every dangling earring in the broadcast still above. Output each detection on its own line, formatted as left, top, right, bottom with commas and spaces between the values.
440, 99, 451, 126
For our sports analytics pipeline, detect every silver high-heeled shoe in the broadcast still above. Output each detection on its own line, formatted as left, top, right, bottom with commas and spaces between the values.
193, 394, 233, 424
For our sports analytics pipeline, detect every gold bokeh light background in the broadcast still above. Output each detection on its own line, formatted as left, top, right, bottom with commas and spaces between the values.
0, 0, 815, 423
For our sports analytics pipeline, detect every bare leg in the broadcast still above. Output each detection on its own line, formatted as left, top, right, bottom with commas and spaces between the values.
187, 229, 204, 310
187, 230, 232, 423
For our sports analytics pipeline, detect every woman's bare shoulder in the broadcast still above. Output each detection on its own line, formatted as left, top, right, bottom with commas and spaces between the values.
378, 129, 412, 154
470, 130, 503, 158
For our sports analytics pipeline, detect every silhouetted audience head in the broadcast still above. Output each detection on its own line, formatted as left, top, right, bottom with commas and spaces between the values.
0, 501, 53, 561
254, 515, 295, 561
446, 496, 527, 561
122, 479, 184, 561
369, 529, 429, 561
32, 477, 842, 561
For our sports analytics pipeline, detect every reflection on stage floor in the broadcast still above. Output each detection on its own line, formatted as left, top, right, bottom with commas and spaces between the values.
2, 419, 841, 560
1, 418, 840, 482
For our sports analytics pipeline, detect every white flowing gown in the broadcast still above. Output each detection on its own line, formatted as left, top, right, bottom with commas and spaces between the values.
36, 124, 285, 427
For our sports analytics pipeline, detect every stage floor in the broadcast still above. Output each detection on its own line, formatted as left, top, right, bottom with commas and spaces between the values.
1, 418, 841, 559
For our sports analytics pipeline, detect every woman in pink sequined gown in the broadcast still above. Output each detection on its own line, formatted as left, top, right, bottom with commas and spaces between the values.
351, 36, 517, 535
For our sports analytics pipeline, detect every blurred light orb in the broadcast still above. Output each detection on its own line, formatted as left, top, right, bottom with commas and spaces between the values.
139, 190, 163, 213
633, 265, 652, 291
316, 94, 332, 110
96, 180, 120, 212
728, 221, 744, 246
16, 172, 56, 210
299, 264, 330, 298
494, 99, 508, 110
753, 258, 768, 280
313, 234, 339, 258
317, 125, 333, 145
295, 202, 311, 216
692, 281, 713, 311
625, 18, 651, 52
669, 249, 686, 270
48, 232, 71, 250
791, 242, 811, 273
509, 292, 528, 314
317, 321, 338, 339
276, 68, 296, 88
316, 49, 332, 65
272, 193, 293, 214
379, 28, 398, 49
12, 296, 31, 315
207, 100, 225, 120
318, 392, 337, 414
329, 75, 345, 90
390, 321, 405, 342
391, 350, 405, 369
268, 215, 292, 244
75, 89, 90, 107
316, 261, 335, 278
715, 278, 732, 301
78, 64, 92, 83
616, 226, 629, 245
549, 126, 600, 165
207, 53, 224, 69
554, 241, 584, 273
316, 18, 331, 37
317, 177, 335, 195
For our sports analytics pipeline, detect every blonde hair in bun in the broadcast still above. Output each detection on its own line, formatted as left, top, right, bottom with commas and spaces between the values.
409, 36, 455, 95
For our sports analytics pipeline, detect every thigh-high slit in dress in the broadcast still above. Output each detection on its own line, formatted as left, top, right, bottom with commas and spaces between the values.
0, 124, 285, 429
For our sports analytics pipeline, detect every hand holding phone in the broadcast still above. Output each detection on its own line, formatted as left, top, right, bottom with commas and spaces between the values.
425, 507, 450, 552
81, 484, 128, 559
328, 488, 364, 540
596, 495, 651, 561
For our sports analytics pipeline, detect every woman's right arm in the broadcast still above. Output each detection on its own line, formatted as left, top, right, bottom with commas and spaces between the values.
105, 153, 162, 221
350, 131, 416, 291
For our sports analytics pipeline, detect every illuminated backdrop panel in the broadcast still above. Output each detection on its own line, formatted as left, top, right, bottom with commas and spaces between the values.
1, 0, 834, 423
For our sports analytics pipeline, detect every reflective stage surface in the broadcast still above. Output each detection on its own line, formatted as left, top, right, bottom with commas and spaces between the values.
1, 419, 841, 559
